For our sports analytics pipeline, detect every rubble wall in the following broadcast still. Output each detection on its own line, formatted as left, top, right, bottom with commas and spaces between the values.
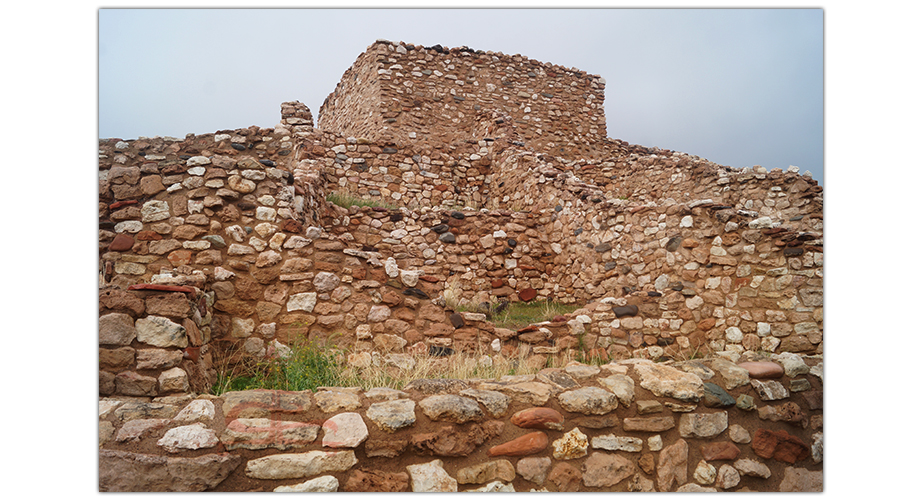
99, 108, 823, 397
318, 40, 607, 158
98, 37, 825, 491
99, 356, 823, 492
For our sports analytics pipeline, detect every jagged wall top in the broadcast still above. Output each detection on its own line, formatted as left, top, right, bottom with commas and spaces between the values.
318, 40, 607, 158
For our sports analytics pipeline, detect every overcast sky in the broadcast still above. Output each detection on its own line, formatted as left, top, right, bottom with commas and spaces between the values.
99, 8, 824, 184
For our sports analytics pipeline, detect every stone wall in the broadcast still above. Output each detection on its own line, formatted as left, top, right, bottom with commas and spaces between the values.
99, 39, 824, 491
99, 100, 823, 396
99, 355, 823, 492
318, 40, 608, 159
99, 285, 216, 397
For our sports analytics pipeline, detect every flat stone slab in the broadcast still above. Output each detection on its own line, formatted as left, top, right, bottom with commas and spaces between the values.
709, 358, 751, 389
634, 363, 704, 402
679, 412, 728, 438
623, 416, 675, 432
244, 450, 358, 480
99, 450, 241, 492
457, 459, 515, 485
591, 434, 643, 452
597, 374, 635, 408
157, 423, 219, 453
366, 399, 416, 432
274, 475, 340, 492
751, 379, 790, 401
459, 389, 510, 418
738, 361, 784, 379
558, 387, 618, 415
221, 418, 320, 451
404, 378, 470, 395
476, 381, 553, 406
322, 412, 368, 448
314, 390, 362, 413
419, 394, 484, 423
582, 452, 636, 487
221, 389, 312, 418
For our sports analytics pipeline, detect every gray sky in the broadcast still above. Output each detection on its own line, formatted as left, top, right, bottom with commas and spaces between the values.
99, 8, 824, 184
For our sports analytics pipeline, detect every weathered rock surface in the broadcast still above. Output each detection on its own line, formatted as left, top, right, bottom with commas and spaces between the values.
457, 459, 515, 485
634, 363, 704, 402
657, 438, 688, 492
99, 450, 241, 491
558, 387, 618, 415
516, 456, 552, 485
344, 468, 410, 492
552, 427, 589, 460
365, 399, 416, 432
322, 412, 369, 448
244, 450, 358, 479
419, 394, 484, 423
221, 418, 320, 451
582, 452, 636, 487
407, 459, 458, 492
412, 421, 503, 457
274, 475, 340, 492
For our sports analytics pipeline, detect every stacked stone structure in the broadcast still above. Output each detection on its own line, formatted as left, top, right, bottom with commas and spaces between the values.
98, 40, 823, 491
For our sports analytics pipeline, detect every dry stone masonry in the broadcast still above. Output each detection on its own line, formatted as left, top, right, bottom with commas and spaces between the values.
98, 40, 823, 491
99, 357, 823, 492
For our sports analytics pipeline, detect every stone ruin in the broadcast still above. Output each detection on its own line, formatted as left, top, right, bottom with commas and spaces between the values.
98, 40, 823, 492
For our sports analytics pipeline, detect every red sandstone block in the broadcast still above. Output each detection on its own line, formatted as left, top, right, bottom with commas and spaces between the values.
751, 429, 810, 464
488, 432, 549, 457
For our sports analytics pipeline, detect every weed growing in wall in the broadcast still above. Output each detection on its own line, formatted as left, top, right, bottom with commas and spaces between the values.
212, 339, 342, 395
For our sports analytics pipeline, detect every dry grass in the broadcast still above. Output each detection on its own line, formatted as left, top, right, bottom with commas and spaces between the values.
337, 344, 593, 391
212, 337, 600, 395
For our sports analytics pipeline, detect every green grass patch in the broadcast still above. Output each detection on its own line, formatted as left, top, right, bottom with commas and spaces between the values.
489, 300, 581, 330
212, 341, 343, 395
326, 191, 399, 210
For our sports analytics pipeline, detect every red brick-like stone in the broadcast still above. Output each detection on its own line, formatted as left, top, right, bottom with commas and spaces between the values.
100, 289, 145, 317
511, 407, 565, 430
738, 361, 785, 379
517, 325, 538, 334
518, 288, 537, 302
548, 462, 581, 492
167, 249, 192, 267
108, 233, 135, 251
108, 200, 138, 210
701, 441, 741, 461
281, 219, 304, 233
751, 429, 810, 464
487, 431, 548, 457
697, 317, 717, 331
135, 230, 163, 241
145, 293, 191, 319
